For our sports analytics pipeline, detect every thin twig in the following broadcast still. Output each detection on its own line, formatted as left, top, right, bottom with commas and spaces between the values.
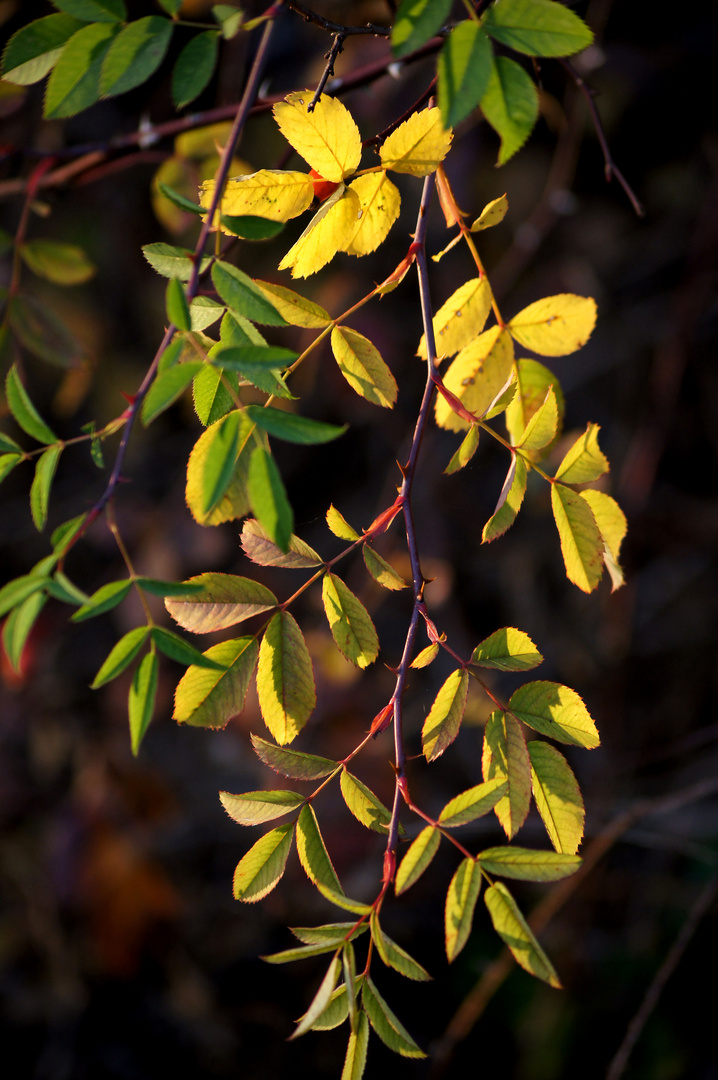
309, 33, 346, 110
286, 0, 390, 37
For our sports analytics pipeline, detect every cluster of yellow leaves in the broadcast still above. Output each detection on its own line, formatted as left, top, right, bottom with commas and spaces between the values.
201, 93, 453, 277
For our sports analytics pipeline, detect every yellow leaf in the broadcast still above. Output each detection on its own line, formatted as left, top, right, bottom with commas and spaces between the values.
253, 280, 331, 328
273, 91, 362, 183
380, 107, 453, 176
278, 187, 361, 278
551, 482, 604, 593
330, 326, 398, 408
580, 489, 627, 592
434, 326, 514, 432
418, 277, 493, 360
470, 193, 508, 231
508, 294, 597, 356
345, 172, 401, 256
200, 170, 314, 230
555, 423, 609, 484
505, 358, 564, 446
257, 611, 316, 745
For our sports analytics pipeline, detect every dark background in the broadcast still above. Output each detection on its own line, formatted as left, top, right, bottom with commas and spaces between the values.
1, 2, 717, 1078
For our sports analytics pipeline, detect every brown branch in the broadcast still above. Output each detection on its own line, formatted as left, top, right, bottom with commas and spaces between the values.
286, 0, 390, 37
308, 32, 346, 111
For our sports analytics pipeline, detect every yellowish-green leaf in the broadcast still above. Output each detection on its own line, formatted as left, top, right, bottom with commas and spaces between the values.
370, 911, 431, 981
485, 882, 560, 986
509, 680, 599, 749
418, 277, 493, 360
273, 92, 362, 183
445, 857, 482, 961
438, 776, 507, 828
509, 294, 596, 356
361, 976, 426, 1058
445, 424, 480, 475
528, 740, 585, 855
555, 423, 609, 484
200, 170, 314, 228
483, 454, 527, 544
30, 445, 61, 531
257, 611, 316, 745
422, 668, 469, 761
331, 326, 398, 408
471, 626, 543, 671
362, 545, 407, 590
326, 504, 359, 541
482, 709, 531, 839
185, 408, 254, 526
254, 280, 331, 327
322, 573, 379, 669
2, 592, 46, 675
129, 649, 158, 756
435, 327, 514, 432
232, 821, 295, 902
20, 240, 95, 285
471, 193, 509, 232
480, 54, 539, 165
340, 769, 393, 834
291, 955, 341, 1040
551, 482, 604, 592
173, 637, 258, 728
220, 788, 304, 826
506, 358, 564, 447
296, 804, 343, 898
395, 826, 440, 895
379, 106, 452, 176
345, 172, 401, 256
241, 518, 324, 569
92, 626, 150, 689
279, 186, 362, 278
517, 386, 558, 451
477, 846, 581, 882
251, 734, 337, 780
341, 1009, 369, 1080
580, 489, 627, 592
291, 923, 369, 947
410, 642, 440, 669
165, 573, 276, 633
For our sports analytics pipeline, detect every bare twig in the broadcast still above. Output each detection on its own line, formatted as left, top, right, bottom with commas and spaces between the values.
286, 0, 390, 37
309, 33, 346, 110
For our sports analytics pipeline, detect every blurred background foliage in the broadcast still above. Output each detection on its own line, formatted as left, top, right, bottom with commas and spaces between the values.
1, 1, 717, 1078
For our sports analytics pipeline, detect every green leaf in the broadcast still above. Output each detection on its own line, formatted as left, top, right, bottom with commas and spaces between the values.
254, 280, 331, 328
362, 545, 407, 590
142, 242, 209, 280
248, 445, 294, 553
192, 364, 238, 427
71, 579, 131, 621
158, 0, 183, 13
341, 1009, 369, 1080
51, 513, 87, 554
219, 310, 267, 348
551, 482, 604, 592
185, 407, 254, 526
291, 923, 368, 947
340, 769, 393, 834
438, 776, 508, 828
263, 942, 346, 965
157, 180, 204, 217
20, 240, 95, 285
52, 0, 125, 19
482, 710, 532, 839
362, 976, 426, 1058
392, 0, 451, 58
220, 788, 305, 826
212, 4, 244, 40
232, 821, 295, 902
5, 364, 57, 444
395, 826, 441, 895
482, 454, 527, 543
211, 260, 286, 326
445, 857, 482, 961
291, 955, 341, 1040
1, 14, 83, 86
0, 433, 22, 454
150, 626, 227, 670
509, 680, 600, 749
44, 22, 119, 119
322, 574, 379, 669
100, 16, 173, 97
478, 846, 581, 882
529, 740, 585, 854
241, 518, 324, 569
470, 626, 543, 671
91, 626, 150, 688
257, 611, 316, 745
29, 445, 61, 531
195, 409, 243, 517
326, 504, 359, 541
483, 0, 593, 57
46, 570, 88, 606
172, 30, 219, 109
251, 734, 337, 780
0, 453, 23, 485
2, 591, 46, 673
245, 404, 347, 445
164, 572, 276, 633
141, 362, 203, 425
219, 215, 286, 241
370, 911, 431, 981
173, 637, 258, 728
165, 277, 191, 331
330, 326, 398, 409
8, 294, 79, 367
480, 55, 539, 165
213, 345, 296, 398
484, 881, 560, 986
296, 804, 343, 899
438, 21, 492, 129
190, 296, 224, 331
129, 649, 158, 755
445, 425, 480, 475
421, 668, 469, 761
0, 574, 49, 619
554, 423, 609, 484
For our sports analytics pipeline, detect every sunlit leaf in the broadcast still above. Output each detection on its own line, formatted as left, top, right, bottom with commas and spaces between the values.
279, 186, 362, 278
480, 54, 539, 165
326, 504, 359, 541
470, 627, 543, 671
410, 643, 440, 669
395, 826, 441, 894
482, 709, 532, 839
508, 680, 599, 748
254, 280, 331, 328
478, 845, 581, 882
251, 734, 337, 780
340, 769, 393, 833
551, 482, 604, 592
291, 956, 342, 1040
341, 1009, 369, 1080
173, 637, 258, 728
509, 294, 597, 356
438, 21, 492, 129
0, 573, 49, 619
445, 424, 480, 475
483, 453, 527, 544
331, 326, 398, 408
484, 0, 593, 57
421, 668, 469, 761
580, 489, 627, 592
438, 777, 508, 828
528, 740, 585, 854
241, 518, 324, 569
201, 170, 314, 228
370, 911, 431, 981
380, 106, 452, 176
484, 882, 560, 986
434, 327, 514, 432
362, 545, 407, 590
392, 0, 451, 57
345, 172, 401, 256
322, 573, 379, 669
362, 976, 426, 1058
257, 611, 316, 745
233, 821, 295, 902
516, 384, 558, 451
220, 788, 305, 826
445, 857, 482, 961
142, 242, 210, 280
274, 91, 362, 183
296, 804, 344, 900
418, 277, 493, 360
185, 409, 254, 526
91, 626, 150, 688
555, 423, 609, 484
471, 193, 509, 232
2, 591, 46, 673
